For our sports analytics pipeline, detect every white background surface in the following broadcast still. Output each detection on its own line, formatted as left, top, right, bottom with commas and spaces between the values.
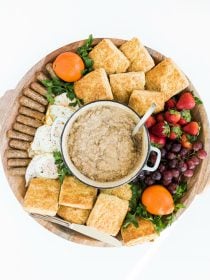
0, 1, 210, 279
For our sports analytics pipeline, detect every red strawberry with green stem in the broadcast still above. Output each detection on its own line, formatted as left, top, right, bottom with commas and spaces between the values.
176, 92, 195, 110
165, 98, 176, 110
178, 110, 191, 125
151, 121, 170, 137
149, 132, 166, 148
164, 109, 181, 124
169, 124, 182, 140
155, 113, 164, 122
183, 121, 200, 136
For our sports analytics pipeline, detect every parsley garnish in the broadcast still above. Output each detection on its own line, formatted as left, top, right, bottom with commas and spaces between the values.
194, 96, 203, 105
53, 151, 72, 183
77, 34, 94, 74
42, 78, 83, 107
123, 182, 187, 233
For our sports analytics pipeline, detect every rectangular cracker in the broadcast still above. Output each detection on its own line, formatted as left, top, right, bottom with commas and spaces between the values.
100, 184, 132, 201
89, 39, 130, 74
146, 58, 189, 101
74, 68, 113, 104
121, 217, 157, 246
57, 205, 90, 225
109, 72, 145, 103
129, 90, 164, 116
23, 178, 60, 216
59, 176, 97, 209
86, 193, 129, 236
120, 38, 155, 72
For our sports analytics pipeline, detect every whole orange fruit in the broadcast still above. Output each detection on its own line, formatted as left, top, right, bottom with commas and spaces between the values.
53, 52, 85, 82
141, 185, 174, 215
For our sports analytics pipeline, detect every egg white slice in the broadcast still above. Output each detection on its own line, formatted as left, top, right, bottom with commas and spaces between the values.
45, 104, 74, 125
25, 153, 58, 186
50, 117, 68, 149
29, 125, 57, 157
54, 92, 71, 107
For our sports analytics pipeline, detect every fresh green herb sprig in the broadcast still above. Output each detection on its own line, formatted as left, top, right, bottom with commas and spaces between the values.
123, 182, 187, 233
42, 78, 83, 107
77, 34, 94, 74
53, 151, 72, 183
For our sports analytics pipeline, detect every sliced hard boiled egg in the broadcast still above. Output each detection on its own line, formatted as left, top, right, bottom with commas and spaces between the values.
25, 153, 58, 185
45, 104, 74, 125
29, 125, 58, 157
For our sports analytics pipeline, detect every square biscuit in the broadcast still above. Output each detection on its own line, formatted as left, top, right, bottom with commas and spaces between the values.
120, 38, 155, 72
109, 72, 145, 103
129, 90, 164, 116
87, 193, 129, 236
146, 58, 189, 101
59, 176, 97, 209
100, 184, 132, 201
89, 39, 130, 74
121, 217, 157, 246
23, 178, 60, 216
74, 68, 113, 104
57, 205, 90, 225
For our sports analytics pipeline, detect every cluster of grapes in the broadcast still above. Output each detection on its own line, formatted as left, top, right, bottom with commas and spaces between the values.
137, 141, 207, 194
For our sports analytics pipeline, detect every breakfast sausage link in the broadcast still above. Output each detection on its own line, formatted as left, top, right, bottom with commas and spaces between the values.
9, 139, 31, 150
5, 149, 29, 159
7, 158, 31, 167
19, 106, 45, 122
16, 114, 42, 128
7, 129, 33, 142
13, 122, 36, 136
23, 88, 48, 106
9, 167, 27, 176
30, 82, 47, 96
19, 96, 45, 112
46, 63, 58, 79
36, 72, 48, 84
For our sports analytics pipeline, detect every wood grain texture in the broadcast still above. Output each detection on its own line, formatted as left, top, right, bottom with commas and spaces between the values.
0, 38, 210, 247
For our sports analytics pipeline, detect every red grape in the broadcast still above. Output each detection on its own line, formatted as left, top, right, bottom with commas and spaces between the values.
166, 142, 172, 151
167, 152, 176, 160
171, 169, 180, 178
192, 142, 203, 151
163, 170, 173, 181
191, 156, 200, 166
180, 148, 189, 157
145, 177, 155, 185
158, 163, 166, 173
183, 169, 194, 177
178, 161, 187, 172
161, 148, 167, 158
197, 149, 207, 159
151, 171, 162, 181
167, 183, 178, 194
169, 159, 178, 168
171, 143, 181, 153
187, 160, 196, 170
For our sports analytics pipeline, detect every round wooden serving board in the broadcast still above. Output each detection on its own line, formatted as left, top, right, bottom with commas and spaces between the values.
0, 38, 210, 247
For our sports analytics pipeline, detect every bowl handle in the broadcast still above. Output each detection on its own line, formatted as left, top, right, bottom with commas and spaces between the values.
142, 146, 161, 172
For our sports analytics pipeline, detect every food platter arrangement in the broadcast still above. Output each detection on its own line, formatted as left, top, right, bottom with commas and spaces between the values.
0, 36, 210, 247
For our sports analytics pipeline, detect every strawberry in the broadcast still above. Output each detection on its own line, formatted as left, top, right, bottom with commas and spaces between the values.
180, 134, 192, 149
164, 110, 181, 124
145, 116, 156, 128
149, 132, 166, 148
169, 124, 182, 140
165, 98, 176, 110
183, 121, 200, 136
178, 110, 191, 126
151, 121, 170, 137
155, 113, 164, 122
176, 92, 195, 110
